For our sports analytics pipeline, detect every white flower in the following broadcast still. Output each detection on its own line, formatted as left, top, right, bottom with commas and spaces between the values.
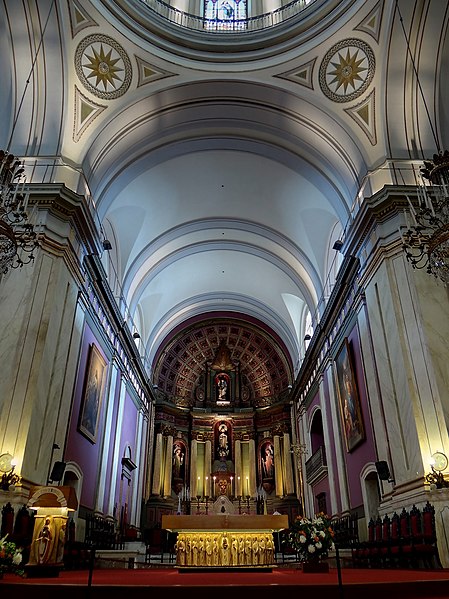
308, 545, 316, 553
12, 551, 22, 566
315, 542, 322, 549
319, 530, 326, 538
299, 535, 307, 544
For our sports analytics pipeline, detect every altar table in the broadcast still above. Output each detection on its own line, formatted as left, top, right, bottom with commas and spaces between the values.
162, 514, 289, 568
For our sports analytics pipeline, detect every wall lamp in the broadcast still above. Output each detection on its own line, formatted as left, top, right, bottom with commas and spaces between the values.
0, 453, 21, 491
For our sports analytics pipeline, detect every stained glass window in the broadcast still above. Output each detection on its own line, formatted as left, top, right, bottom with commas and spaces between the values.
204, 0, 247, 31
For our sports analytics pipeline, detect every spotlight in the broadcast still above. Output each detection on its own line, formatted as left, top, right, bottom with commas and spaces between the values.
332, 239, 344, 251
133, 331, 141, 339
304, 334, 311, 341
102, 239, 112, 251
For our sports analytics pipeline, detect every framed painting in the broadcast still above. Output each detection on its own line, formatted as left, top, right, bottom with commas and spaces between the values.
334, 338, 365, 452
78, 343, 107, 443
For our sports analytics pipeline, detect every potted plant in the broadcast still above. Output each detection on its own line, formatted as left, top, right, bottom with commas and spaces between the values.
287, 512, 335, 572
0, 535, 24, 578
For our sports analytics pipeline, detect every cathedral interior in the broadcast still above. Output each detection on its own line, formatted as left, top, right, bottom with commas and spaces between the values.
1, 0, 449, 570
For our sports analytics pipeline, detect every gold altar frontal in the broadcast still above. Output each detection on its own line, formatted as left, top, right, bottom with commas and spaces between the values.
162, 515, 288, 569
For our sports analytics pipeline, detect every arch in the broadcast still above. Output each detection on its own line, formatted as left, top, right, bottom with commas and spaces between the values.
309, 408, 325, 455
62, 462, 84, 542
360, 462, 381, 540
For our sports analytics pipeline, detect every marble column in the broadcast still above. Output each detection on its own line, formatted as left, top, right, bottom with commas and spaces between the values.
234, 440, 242, 496
151, 433, 164, 496
283, 432, 295, 495
163, 436, 174, 497
274, 435, 283, 496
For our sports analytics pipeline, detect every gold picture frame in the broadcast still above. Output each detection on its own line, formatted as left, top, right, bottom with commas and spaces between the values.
78, 343, 107, 443
335, 338, 365, 452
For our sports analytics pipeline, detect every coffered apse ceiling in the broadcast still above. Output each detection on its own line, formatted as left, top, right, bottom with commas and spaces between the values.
1, 0, 448, 403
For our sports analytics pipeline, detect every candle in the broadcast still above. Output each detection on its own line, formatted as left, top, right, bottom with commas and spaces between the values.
197, 476, 201, 497
213, 476, 216, 497
237, 476, 241, 496
205, 476, 209, 497
246, 476, 249, 496
230, 476, 234, 496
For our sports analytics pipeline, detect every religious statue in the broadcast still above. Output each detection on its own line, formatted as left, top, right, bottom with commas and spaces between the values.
217, 422, 230, 459
172, 442, 185, 479
36, 516, 54, 564
262, 443, 274, 478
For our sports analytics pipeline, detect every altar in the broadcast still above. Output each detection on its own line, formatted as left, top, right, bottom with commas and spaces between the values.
162, 514, 289, 569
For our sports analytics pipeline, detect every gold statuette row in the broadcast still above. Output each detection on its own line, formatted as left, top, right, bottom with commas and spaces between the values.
175, 532, 275, 567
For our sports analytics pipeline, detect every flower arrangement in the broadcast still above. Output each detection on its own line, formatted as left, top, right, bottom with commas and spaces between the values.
287, 512, 335, 562
0, 535, 24, 576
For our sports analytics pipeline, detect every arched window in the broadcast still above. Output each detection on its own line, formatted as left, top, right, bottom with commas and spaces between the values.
204, 0, 247, 30
304, 309, 314, 350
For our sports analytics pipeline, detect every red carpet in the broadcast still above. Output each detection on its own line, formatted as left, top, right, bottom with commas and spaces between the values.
2, 566, 449, 598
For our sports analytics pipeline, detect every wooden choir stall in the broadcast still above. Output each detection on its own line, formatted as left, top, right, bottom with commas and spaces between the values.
162, 514, 288, 570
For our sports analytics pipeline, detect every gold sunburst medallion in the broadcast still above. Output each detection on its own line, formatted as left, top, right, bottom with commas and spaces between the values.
319, 38, 375, 103
75, 35, 132, 100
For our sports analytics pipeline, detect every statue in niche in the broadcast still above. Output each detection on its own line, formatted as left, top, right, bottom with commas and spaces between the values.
261, 442, 275, 479
172, 441, 185, 479
215, 372, 230, 403
217, 421, 230, 459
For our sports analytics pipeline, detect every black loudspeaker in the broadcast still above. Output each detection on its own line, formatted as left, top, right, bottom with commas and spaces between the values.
375, 460, 391, 481
49, 461, 66, 482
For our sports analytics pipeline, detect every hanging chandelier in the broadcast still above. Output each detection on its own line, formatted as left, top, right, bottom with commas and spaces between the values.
0, 149, 40, 275
400, 150, 449, 285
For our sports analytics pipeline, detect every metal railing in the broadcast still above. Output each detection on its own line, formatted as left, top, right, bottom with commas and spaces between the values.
138, 0, 316, 32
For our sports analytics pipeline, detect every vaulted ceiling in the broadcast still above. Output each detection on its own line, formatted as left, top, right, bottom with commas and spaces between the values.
1, 0, 448, 398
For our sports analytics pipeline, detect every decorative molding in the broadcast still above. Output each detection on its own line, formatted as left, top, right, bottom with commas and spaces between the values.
354, 1, 384, 43
135, 56, 177, 87
73, 86, 106, 142
344, 89, 377, 145
274, 57, 316, 90
67, 0, 98, 37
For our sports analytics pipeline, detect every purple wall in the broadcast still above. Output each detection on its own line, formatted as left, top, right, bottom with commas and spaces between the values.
308, 391, 331, 515
102, 370, 121, 515
306, 324, 377, 515
66, 323, 109, 510
114, 389, 139, 509
344, 325, 376, 509
321, 373, 342, 515
66, 326, 141, 515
